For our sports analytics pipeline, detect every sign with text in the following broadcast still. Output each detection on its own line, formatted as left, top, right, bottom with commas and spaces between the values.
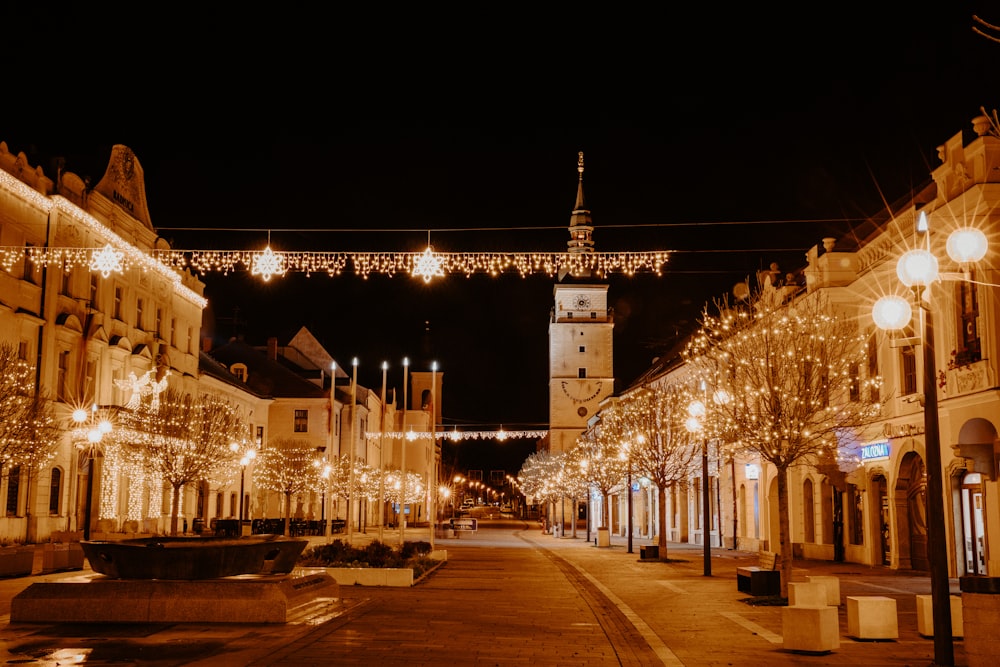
861, 441, 891, 462
450, 518, 478, 532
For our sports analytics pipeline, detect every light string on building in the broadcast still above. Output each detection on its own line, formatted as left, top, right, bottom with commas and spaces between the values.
367, 428, 549, 441
0, 245, 671, 280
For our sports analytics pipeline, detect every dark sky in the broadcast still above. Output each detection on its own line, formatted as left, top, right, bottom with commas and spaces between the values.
4, 6, 997, 472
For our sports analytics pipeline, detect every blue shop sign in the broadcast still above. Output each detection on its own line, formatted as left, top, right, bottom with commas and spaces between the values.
861, 441, 890, 461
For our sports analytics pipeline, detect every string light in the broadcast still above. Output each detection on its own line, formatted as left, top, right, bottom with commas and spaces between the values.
368, 429, 548, 441
0, 245, 670, 281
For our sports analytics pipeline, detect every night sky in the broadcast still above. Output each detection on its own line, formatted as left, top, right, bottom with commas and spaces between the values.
5, 6, 996, 473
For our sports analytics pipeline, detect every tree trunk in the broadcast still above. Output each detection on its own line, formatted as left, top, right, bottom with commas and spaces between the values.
776, 465, 791, 598
657, 484, 669, 560
170, 484, 182, 536
602, 491, 611, 529
284, 492, 292, 536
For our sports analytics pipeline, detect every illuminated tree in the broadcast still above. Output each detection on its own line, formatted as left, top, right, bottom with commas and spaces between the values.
572, 402, 629, 531
117, 388, 251, 536
0, 343, 60, 482
253, 439, 321, 536
517, 450, 561, 522
684, 288, 884, 596
622, 384, 700, 560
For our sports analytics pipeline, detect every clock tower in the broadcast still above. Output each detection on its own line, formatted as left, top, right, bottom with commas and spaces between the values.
548, 153, 614, 453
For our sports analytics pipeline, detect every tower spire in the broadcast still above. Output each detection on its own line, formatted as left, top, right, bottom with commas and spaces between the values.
567, 151, 594, 254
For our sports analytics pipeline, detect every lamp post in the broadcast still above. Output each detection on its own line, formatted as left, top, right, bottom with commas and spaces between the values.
400, 356, 409, 546
72, 404, 113, 541
230, 441, 257, 534
430, 360, 438, 550
347, 357, 358, 542
687, 385, 712, 577
871, 210, 988, 667
378, 361, 388, 542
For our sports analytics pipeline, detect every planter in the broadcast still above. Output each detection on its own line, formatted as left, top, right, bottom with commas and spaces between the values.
597, 527, 611, 547
0, 546, 35, 578
326, 566, 414, 587
42, 543, 85, 573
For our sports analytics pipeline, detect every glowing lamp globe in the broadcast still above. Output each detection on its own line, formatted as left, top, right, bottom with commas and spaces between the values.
872, 295, 912, 331
896, 249, 938, 287
947, 227, 988, 264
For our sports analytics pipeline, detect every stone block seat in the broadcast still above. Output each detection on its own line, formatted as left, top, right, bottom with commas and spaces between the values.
782, 605, 839, 653
916, 594, 964, 638
846, 596, 898, 640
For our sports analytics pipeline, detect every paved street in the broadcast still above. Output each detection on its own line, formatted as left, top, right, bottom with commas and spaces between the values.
0, 520, 968, 665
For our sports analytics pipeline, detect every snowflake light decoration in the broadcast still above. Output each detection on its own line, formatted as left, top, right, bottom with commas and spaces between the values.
90, 243, 125, 278
412, 246, 444, 283
251, 245, 285, 281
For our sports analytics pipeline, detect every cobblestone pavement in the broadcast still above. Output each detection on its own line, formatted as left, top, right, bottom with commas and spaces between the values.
0, 521, 969, 665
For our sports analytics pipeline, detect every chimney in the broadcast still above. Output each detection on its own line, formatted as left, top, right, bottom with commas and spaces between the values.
267, 337, 278, 360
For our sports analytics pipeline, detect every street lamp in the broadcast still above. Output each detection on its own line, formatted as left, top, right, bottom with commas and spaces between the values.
71, 404, 113, 541
687, 384, 712, 577
230, 441, 257, 534
347, 357, 358, 542
400, 356, 409, 546
871, 210, 988, 667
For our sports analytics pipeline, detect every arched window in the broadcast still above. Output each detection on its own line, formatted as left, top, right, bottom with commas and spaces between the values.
216, 492, 224, 518
49, 468, 63, 514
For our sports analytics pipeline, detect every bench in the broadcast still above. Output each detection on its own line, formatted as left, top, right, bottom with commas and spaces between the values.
736, 550, 781, 596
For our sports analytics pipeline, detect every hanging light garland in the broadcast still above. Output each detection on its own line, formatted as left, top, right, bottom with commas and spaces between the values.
367, 428, 549, 441
1, 245, 670, 281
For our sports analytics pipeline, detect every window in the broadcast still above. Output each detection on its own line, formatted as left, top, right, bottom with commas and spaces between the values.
113, 286, 123, 320
216, 492, 223, 518
89, 273, 98, 307
155, 308, 163, 338
61, 265, 72, 295
49, 468, 62, 514
578, 345, 585, 352
85, 359, 96, 400
867, 334, 880, 403
848, 483, 864, 545
231, 363, 247, 383
848, 363, 860, 402
230, 492, 237, 517
901, 328, 917, 395
294, 409, 308, 432
6, 466, 20, 515
578, 368, 586, 378
255, 426, 264, 447
136, 298, 144, 330
23, 243, 36, 284
57, 350, 70, 402
957, 274, 982, 365
17, 340, 27, 361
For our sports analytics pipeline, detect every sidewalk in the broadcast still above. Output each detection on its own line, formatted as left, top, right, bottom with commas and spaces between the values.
0, 523, 969, 666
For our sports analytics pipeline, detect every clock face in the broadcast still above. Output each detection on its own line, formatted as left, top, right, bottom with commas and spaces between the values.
560, 380, 603, 403
573, 294, 592, 310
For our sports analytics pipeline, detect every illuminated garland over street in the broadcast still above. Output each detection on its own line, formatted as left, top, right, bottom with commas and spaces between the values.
0, 246, 670, 281
368, 429, 548, 442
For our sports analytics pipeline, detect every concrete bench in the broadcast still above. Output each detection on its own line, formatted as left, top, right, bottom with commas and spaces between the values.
639, 545, 659, 560
782, 605, 839, 653
916, 594, 964, 638
846, 596, 898, 640
737, 550, 780, 596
